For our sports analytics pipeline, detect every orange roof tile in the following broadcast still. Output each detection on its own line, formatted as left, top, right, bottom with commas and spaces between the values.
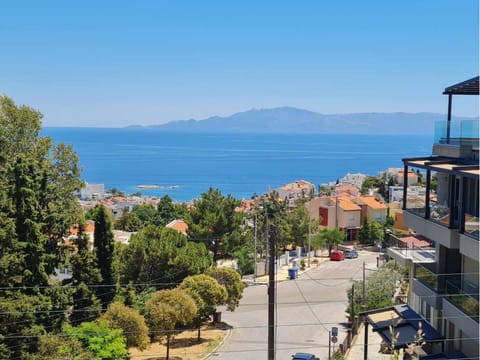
338, 198, 361, 211
166, 219, 188, 235
358, 196, 387, 210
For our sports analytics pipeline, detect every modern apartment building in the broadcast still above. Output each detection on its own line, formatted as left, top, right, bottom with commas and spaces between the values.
388, 76, 479, 358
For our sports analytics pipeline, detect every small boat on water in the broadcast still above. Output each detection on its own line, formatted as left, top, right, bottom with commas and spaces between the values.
136, 184, 180, 190
136, 184, 160, 189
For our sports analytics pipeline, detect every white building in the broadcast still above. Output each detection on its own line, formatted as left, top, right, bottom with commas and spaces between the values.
79, 183, 105, 200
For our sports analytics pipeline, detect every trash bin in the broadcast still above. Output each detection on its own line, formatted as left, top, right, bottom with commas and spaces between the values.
288, 268, 298, 280
213, 311, 222, 323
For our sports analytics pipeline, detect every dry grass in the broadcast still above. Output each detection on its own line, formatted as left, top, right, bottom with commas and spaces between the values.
129, 322, 230, 360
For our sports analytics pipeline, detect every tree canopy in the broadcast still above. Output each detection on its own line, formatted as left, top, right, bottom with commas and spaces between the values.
100, 301, 150, 350
187, 188, 244, 260
0, 95, 84, 358
115, 225, 213, 289
64, 321, 129, 359
145, 288, 197, 359
207, 267, 245, 312
93, 204, 116, 304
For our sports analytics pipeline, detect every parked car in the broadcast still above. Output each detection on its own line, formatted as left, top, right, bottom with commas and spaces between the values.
344, 248, 358, 259
330, 250, 345, 261
292, 352, 320, 360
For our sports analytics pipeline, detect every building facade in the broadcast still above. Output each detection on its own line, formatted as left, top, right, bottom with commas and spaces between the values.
388, 76, 479, 358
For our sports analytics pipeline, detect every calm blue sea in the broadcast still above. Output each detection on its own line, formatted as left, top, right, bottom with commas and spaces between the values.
41, 128, 433, 202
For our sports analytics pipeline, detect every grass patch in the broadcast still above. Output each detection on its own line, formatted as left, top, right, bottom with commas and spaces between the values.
129, 323, 229, 360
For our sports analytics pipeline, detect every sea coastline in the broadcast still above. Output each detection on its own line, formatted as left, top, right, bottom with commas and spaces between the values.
41, 128, 433, 202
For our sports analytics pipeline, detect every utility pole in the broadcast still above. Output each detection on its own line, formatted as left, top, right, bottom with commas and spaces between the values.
308, 216, 311, 267
328, 330, 331, 359
267, 223, 276, 360
363, 261, 368, 360
254, 213, 257, 282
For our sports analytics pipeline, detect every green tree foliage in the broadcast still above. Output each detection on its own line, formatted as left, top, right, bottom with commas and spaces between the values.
106, 188, 125, 197
93, 205, 116, 304
207, 267, 245, 312
347, 261, 404, 319
32, 334, 93, 360
168, 241, 214, 281
145, 288, 197, 360
69, 282, 102, 326
114, 212, 143, 231
252, 193, 289, 255
359, 218, 384, 245
0, 96, 84, 358
64, 321, 129, 359
64, 222, 103, 325
115, 225, 213, 289
100, 301, 150, 350
320, 228, 345, 255
187, 187, 243, 260
0, 293, 51, 358
360, 176, 385, 196
233, 244, 254, 275
284, 205, 310, 248
131, 204, 162, 227
180, 274, 227, 342
157, 195, 178, 226
180, 274, 227, 321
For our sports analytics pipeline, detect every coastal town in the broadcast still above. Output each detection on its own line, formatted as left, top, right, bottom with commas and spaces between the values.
77, 167, 421, 246
64, 74, 477, 360
0, 1, 478, 358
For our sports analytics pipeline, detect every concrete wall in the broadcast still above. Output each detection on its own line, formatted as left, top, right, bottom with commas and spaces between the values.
403, 211, 459, 249
338, 209, 361, 229
460, 233, 479, 261
442, 298, 479, 359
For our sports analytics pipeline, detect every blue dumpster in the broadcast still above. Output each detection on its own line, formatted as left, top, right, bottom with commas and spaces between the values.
288, 268, 298, 280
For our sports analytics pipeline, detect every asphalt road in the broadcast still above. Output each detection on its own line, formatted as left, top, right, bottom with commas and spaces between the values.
207, 250, 379, 360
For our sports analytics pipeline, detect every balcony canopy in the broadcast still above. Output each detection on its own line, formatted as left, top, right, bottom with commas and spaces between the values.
403, 156, 480, 179
443, 76, 480, 95
363, 304, 444, 350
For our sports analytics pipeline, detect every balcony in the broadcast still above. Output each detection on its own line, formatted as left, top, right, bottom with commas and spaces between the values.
434, 119, 479, 147
403, 210, 459, 248
463, 213, 479, 240
386, 233, 435, 267
414, 264, 479, 322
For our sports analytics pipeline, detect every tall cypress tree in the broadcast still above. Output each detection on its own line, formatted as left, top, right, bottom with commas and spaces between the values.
65, 222, 102, 325
93, 205, 115, 305
0, 96, 84, 358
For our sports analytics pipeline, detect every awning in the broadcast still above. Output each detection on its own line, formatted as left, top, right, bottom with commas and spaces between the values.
362, 304, 444, 349
402, 156, 480, 179
443, 76, 479, 95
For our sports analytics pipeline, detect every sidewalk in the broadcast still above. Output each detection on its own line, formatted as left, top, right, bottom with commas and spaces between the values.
253, 254, 328, 283
345, 323, 391, 360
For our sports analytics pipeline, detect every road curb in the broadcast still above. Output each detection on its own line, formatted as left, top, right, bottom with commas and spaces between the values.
202, 324, 232, 359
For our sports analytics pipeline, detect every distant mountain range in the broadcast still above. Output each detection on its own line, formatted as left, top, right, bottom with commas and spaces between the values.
129, 107, 476, 134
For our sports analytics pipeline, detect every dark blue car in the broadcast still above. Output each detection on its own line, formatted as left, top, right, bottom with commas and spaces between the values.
292, 353, 320, 360
344, 248, 358, 259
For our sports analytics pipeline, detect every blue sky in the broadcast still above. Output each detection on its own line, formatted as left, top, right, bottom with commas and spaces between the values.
1, 0, 478, 127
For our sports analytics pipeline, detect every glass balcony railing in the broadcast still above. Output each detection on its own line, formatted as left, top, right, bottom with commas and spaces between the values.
414, 264, 479, 321
429, 198, 451, 226
434, 120, 480, 147
463, 213, 479, 240
445, 278, 479, 321
405, 194, 426, 218
415, 265, 439, 291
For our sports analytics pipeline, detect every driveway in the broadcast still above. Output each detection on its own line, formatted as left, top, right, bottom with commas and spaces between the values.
207, 250, 379, 359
